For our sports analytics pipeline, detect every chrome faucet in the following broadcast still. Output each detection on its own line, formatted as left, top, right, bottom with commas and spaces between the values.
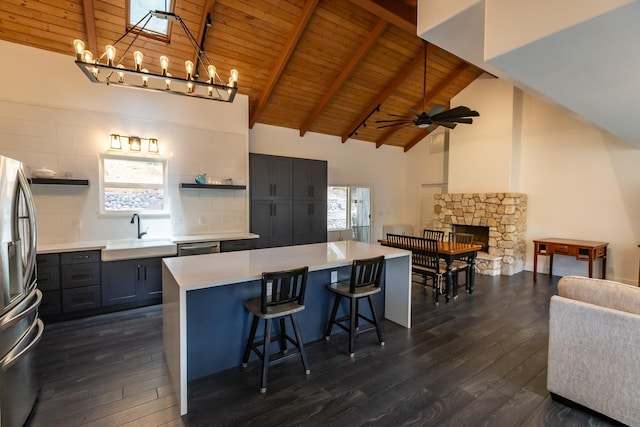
130, 213, 147, 239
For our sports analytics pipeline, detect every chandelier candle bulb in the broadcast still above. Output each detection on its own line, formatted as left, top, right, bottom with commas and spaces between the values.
160, 56, 169, 76
133, 51, 143, 72
185, 60, 194, 80
141, 69, 149, 87
105, 45, 116, 66
230, 69, 238, 84
73, 39, 85, 60
116, 64, 125, 83
207, 65, 216, 83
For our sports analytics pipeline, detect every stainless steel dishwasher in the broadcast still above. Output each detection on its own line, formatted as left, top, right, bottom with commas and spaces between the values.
177, 241, 220, 256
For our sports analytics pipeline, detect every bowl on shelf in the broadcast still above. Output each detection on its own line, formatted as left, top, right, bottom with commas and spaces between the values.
32, 168, 56, 179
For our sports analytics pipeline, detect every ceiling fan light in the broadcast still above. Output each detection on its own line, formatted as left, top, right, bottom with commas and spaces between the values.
417, 123, 429, 129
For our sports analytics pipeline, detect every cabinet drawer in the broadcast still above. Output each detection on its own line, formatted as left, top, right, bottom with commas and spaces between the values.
36, 253, 60, 267
61, 251, 100, 265
62, 285, 101, 312
548, 244, 570, 255
220, 239, 257, 252
61, 263, 100, 288
39, 290, 62, 316
37, 266, 60, 291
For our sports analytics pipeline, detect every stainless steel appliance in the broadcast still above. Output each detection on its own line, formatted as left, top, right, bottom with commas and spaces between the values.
0, 155, 43, 427
177, 241, 220, 256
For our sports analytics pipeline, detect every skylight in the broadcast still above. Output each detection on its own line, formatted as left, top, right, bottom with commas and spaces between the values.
129, 0, 173, 37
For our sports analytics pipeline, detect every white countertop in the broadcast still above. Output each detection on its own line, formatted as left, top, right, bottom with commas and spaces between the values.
162, 240, 410, 292
37, 232, 259, 254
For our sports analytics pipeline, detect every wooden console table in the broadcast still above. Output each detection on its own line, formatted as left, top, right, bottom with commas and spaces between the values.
533, 238, 608, 282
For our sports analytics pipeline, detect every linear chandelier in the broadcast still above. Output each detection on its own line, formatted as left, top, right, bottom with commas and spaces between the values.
73, 10, 238, 102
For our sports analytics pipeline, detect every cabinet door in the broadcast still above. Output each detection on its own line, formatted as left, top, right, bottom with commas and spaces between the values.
250, 200, 272, 249
101, 259, 142, 306
249, 154, 272, 199
270, 200, 292, 247
249, 154, 292, 200
250, 200, 292, 249
142, 257, 163, 300
61, 263, 100, 289
269, 156, 292, 199
293, 158, 327, 200
293, 200, 327, 245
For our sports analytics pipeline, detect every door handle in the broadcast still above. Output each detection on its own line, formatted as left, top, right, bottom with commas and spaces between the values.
137, 265, 141, 281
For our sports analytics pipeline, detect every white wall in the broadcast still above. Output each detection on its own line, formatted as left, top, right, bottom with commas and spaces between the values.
0, 41, 249, 244
447, 76, 640, 284
249, 124, 407, 243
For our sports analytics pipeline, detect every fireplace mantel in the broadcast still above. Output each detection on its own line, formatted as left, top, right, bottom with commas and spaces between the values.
433, 193, 527, 275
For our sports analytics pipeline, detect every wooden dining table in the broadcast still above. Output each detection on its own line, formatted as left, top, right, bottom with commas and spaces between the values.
379, 238, 483, 302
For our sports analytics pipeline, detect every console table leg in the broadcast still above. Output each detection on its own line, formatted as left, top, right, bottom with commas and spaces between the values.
549, 254, 554, 277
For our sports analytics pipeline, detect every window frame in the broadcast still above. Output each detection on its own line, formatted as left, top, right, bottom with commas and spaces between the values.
126, 0, 174, 42
327, 185, 350, 232
98, 153, 169, 217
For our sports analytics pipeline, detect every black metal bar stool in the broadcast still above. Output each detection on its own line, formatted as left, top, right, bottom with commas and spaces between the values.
324, 256, 385, 357
241, 266, 310, 393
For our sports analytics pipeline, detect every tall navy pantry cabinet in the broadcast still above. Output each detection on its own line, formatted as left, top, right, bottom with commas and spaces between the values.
250, 153, 327, 249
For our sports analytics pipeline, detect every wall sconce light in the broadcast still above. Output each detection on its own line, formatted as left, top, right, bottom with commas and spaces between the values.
109, 134, 159, 154
110, 134, 122, 150
148, 138, 159, 153
129, 136, 141, 151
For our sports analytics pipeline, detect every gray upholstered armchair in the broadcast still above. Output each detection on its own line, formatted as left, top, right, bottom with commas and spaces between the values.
547, 275, 640, 426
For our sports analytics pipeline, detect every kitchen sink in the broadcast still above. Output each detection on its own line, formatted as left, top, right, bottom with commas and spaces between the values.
101, 238, 177, 261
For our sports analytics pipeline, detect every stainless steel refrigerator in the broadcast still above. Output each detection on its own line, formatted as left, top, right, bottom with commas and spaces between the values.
0, 155, 43, 426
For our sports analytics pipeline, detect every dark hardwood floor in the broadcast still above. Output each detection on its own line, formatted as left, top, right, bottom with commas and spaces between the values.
27, 272, 622, 426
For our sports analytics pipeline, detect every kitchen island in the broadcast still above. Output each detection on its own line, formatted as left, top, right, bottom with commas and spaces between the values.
162, 240, 411, 415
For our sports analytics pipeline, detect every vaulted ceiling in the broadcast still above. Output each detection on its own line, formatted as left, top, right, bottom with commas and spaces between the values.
0, 0, 486, 151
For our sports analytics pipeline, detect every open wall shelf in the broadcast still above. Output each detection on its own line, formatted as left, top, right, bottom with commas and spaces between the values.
29, 178, 90, 186
180, 183, 246, 190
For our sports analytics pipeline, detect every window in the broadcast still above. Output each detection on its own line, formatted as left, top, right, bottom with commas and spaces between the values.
128, 0, 173, 38
100, 154, 167, 214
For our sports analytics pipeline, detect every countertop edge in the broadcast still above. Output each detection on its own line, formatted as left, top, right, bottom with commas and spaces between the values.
37, 233, 260, 254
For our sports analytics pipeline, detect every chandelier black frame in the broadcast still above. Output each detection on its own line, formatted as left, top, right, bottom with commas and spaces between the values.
73, 10, 238, 102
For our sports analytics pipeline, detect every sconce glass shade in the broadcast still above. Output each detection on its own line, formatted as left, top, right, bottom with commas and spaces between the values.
129, 136, 141, 151
110, 134, 122, 150
148, 138, 159, 153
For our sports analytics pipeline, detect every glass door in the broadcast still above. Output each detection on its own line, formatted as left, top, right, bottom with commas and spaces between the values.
350, 187, 371, 243
327, 185, 372, 243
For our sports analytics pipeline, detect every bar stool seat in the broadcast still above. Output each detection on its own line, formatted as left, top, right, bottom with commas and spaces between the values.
324, 255, 385, 357
241, 266, 310, 393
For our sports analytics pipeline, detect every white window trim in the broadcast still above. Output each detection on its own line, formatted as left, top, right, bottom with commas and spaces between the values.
98, 153, 170, 217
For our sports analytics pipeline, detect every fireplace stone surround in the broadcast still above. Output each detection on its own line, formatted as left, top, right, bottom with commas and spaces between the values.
433, 193, 527, 276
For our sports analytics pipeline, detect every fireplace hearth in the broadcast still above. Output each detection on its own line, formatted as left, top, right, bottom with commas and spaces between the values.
433, 193, 527, 275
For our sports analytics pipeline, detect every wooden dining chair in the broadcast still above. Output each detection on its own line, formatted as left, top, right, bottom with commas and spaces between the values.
411, 237, 456, 305
449, 232, 474, 292
423, 229, 445, 241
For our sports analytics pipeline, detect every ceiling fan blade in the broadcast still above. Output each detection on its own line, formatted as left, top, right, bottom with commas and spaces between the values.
376, 122, 414, 129
448, 117, 473, 124
408, 108, 421, 117
426, 104, 446, 117
432, 106, 479, 121
432, 121, 458, 129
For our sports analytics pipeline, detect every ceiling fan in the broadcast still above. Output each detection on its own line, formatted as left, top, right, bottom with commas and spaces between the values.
376, 41, 479, 130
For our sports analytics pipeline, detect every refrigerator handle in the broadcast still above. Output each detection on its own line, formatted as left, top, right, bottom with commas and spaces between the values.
17, 169, 37, 282
1, 318, 44, 372
0, 289, 41, 331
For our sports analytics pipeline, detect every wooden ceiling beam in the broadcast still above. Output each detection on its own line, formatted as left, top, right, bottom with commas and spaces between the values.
249, 0, 320, 129
81, 0, 98, 55
299, 19, 388, 137
375, 62, 471, 148
349, 0, 415, 33
191, 0, 216, 66
342, 52, 423, 143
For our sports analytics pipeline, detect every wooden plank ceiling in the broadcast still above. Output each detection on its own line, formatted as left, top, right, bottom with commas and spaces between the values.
0, 0, 486, 151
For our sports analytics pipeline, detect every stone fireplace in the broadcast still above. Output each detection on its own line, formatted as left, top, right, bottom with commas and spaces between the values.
433, 193, 527, 276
